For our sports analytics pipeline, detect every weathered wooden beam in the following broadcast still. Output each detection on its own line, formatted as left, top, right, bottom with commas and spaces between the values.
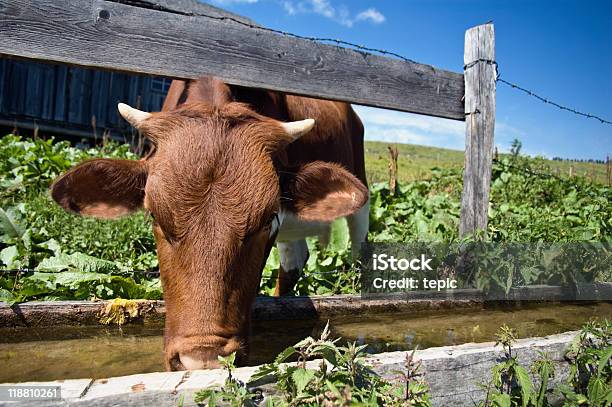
4, 283, 609, 327
371, 332, 575, 406
0, 0, 465, 120
460, 23, 496, 236
0, 294, 484, 327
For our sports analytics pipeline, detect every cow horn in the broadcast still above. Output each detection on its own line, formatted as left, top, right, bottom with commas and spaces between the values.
118, 103, 151, 128
281, 119, 315, 141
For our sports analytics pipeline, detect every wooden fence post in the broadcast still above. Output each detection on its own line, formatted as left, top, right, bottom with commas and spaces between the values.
387, 145, 399, 195
459, 23, 496, 237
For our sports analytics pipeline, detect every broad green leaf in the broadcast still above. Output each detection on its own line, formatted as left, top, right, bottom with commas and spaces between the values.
35, 253, 77, 272
36, 252, 118, 274
319, 256, 333, 267
587, 376, 607, 404
0, 245, 19, 267
491, 392, 511, 407
291, 368, 315, 395
0, 288, 15, 304
597, 346, 612, 376
0, 207, 24, 242
329, 218, 349, 253
514, 364, 534, 407
38, 239, 61, 256
274, 346, 296, 364
248, 363, 277, 383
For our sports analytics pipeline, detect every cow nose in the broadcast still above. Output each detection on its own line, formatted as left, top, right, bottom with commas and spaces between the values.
179, 351, 221, 370
166, 338, 245, 371
167, 347, 223, 371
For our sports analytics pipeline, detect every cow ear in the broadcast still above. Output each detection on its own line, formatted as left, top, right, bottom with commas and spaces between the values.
51, 159, 147, 219
283, 162, 368, 222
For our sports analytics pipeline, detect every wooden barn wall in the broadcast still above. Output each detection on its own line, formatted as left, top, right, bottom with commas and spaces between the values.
0, 57, 168, 140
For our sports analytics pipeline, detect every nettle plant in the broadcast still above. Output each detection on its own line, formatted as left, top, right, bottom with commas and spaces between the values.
478, 325, 537, 407
557, 319, 612, 406
194, 323, 432, 407
479, 320, 611, 407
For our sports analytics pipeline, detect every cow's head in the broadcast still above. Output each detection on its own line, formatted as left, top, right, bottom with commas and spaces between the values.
51, 102, 368, 370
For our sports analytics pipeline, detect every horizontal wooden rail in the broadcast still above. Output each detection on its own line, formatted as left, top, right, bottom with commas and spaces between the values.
0, 0, 465, 120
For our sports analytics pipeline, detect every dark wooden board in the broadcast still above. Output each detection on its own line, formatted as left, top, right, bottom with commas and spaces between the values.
0, 294, 484, 327
0, 0, 465, 120
0, 56, 170, 135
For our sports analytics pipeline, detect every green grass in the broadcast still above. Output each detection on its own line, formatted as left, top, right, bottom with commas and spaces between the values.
364, 141, 610, 185
364, 141, 463, 184
1, 135, 610, 303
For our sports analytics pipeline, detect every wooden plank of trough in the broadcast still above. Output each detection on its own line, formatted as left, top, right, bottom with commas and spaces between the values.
370, 331, 576, 406
0, 300, 166, 327
4, 332, 578, 407
252, 292, 484, 320
0, 294, 485, 328
0, 0, 465, 119
3, 283, 606, 327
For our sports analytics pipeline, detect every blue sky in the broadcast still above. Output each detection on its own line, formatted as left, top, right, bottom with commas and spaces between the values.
206, 0, 611, 160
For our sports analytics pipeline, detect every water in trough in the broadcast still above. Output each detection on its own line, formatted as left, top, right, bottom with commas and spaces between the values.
0, 302, 610, 383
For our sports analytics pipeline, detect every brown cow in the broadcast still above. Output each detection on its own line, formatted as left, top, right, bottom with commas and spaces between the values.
51, 77, 369, 370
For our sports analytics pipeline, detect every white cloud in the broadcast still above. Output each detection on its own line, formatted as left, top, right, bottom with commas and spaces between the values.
210, 0, 386, 27
355, 8, 385, 24
310, 0, 335, 18
281, 1, 385, 27
282, 0, 296, 14
354, 105, 465, 150
354, 105, 527, 154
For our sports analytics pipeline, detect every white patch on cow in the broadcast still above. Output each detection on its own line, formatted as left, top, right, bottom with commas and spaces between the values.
347, 196, 370, 259
278, 240, 309, 273
269, 210, 285, 238
276, 210, 330, 242
274, 197, 370, 274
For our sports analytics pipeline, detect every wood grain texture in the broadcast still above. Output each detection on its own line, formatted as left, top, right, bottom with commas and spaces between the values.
460, 23, 496, 236
0, 295, 484, 327
0, 56, 171, 137
4, 283, 610, 327
0, 0, 465, 119
373, 332, 575, 406
1, 332, 577, 406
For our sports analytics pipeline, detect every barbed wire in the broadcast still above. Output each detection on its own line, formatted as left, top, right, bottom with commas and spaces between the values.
1, 5, 608, 284
136, 0, 612, 127
492, 158, 604, 190
496, 78, 612, 126
463, 60, 611, 126
0, 268, 161, 278
133, 0, 419, 64
144, 0, 612, 128
0, 267, 351, 281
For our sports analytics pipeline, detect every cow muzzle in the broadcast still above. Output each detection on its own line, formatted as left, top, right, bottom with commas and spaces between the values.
166, 336, 245, 371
